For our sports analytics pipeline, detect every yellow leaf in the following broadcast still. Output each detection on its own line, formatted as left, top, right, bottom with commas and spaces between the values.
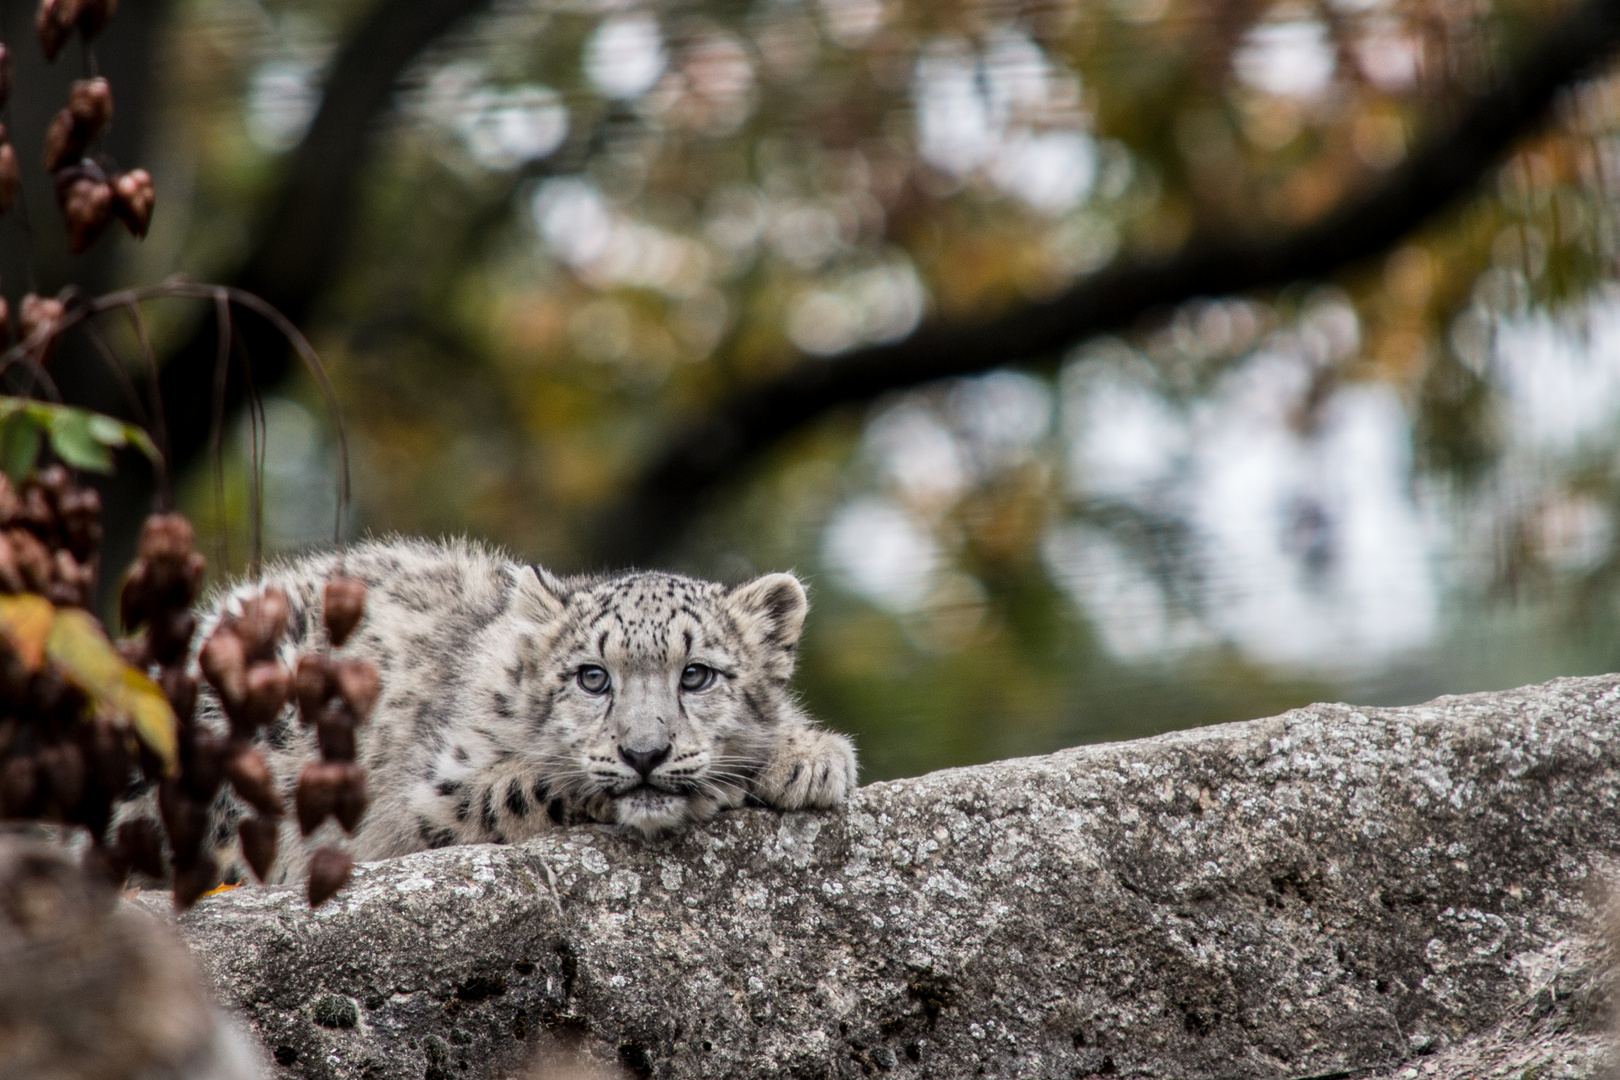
120, 666, 178, 774
47, 607, 125, 699
46, 607, 178, 774
0, 594, 55, 672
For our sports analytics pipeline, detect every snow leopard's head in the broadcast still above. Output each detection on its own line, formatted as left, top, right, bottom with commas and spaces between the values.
513, 566, 809, 834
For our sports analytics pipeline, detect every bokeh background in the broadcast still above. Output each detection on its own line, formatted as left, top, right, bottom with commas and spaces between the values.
7, 0, 1620, 782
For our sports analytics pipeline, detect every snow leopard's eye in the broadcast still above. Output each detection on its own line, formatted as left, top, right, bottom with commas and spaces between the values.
576, 665, 610, 694
680, 663, 716, 692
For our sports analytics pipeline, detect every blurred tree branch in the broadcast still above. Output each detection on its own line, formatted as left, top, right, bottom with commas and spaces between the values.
598, 0, 1620, 567
159, 0, 498, 448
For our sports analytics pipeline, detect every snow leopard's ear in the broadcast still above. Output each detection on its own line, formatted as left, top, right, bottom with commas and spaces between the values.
727, 573, 808, 675
514, 565, 567, 622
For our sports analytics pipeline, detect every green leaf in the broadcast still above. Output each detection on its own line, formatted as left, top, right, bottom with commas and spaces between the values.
0, 412, 42, 483
48, 408, 115, 473
0, 397, 163, 479
86, 414, 162, 467
87, 414, 128, 447
121, 425, 162, 467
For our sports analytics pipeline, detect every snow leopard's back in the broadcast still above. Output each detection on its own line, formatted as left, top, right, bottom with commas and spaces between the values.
118, 536, 857, 886
194, 538, 527, 881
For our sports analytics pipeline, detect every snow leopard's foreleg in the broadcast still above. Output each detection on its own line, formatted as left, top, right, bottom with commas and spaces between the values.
751, 726, 858, 809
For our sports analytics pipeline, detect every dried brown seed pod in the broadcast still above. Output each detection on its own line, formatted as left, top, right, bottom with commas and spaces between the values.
180, 730, 227, 803
57, 172, 114, 254
294, 653, 333, 719
158, 667, 198, 726
307, 845, 353, 908
0, 659, 24, 709
157, 779, 207, 863
333, 659, 380, 723
138, 512, 194, 562
36, 463, 70, 498
315, 707, 356, 763
323, 576, 367, 647
26, 666, 70, 717
236, 587, 289, 661
112, 168, 154, 238
115, 817, 165, 879
295, 761, 340, 836
239, 660, 292, 737
183, 551, 206, 596
1, 753, 39, 816
37, 742, 84, 811
114, 636, 147, 669
81, 715, 131, 796
57, 485, 101, 560
138, 551, 205, 614
17, 293, 64, 358
67, 77, 112, 128
198, 625, 247, 708
118, 564, 148, 629
225, 746, 284, 817
238, 815, 278, 883
0, 533, 22, 594
35, 0, 73, 62
332, 763, 367, 834
42, 111, 79, 172
148, 608, 196, 667
171, 852, 219, 910
67, 553, 96, 589
44, 582, 83, 610
9, 529, 52, 592
75, 0, 116, 41
0, 144, 18, 217
16, 483, 53, 533
51, 549, 89, 602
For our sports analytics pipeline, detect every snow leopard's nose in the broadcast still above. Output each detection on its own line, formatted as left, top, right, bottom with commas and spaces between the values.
619, 744, 671, 779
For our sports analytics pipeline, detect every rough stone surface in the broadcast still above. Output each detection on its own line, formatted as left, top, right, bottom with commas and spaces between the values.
168, 675, 1620, 1080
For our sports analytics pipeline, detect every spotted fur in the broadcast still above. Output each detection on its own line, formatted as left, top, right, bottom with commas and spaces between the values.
146, 538, 857, 884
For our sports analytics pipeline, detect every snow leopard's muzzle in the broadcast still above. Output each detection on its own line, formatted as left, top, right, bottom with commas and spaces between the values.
576, 672, 755, 835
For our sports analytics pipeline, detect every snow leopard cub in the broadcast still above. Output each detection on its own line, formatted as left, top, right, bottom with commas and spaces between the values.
194, 537, 857, 883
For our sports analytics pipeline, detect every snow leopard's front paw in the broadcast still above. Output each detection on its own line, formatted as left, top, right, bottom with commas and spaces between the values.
753, 727, 857, 810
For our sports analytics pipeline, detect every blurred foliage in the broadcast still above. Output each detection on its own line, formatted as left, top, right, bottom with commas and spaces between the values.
122, 0, 1620, 778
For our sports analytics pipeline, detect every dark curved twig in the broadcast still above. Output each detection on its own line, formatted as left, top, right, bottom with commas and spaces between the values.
59, 302, 150, 430
597, 0, 1620, 566
0, 279, 355, 552
211, 292, 232, 570
220, 286, 353, 549
118, 300, 170, 508
126, 0, 498, 548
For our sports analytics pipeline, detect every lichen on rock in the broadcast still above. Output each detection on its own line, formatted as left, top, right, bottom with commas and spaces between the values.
171, 675, 1620, 1079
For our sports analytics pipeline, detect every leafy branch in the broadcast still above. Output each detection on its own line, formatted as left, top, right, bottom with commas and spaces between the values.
596, 0, 1620, 566
0, 396, 159, 480
0, 1, 374, 911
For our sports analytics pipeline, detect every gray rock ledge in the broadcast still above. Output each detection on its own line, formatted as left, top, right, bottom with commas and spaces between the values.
170, 675, 1620, 1080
